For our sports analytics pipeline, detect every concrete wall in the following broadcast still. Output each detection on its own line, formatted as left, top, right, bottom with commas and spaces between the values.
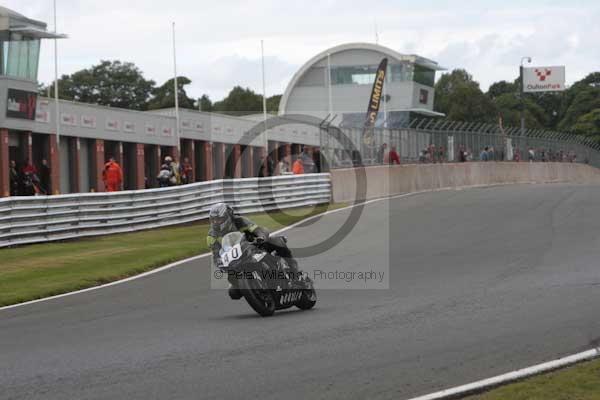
331, 162, 600, 203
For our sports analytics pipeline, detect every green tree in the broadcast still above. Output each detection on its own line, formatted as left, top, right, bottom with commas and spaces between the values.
212, 87, 281, 115
572, 109, 600, 137
197, 94, 212, 112
266, 94, 282, 113
493, 93, 546, 128
487, 80, 517, 99
212, 86, 263, 115
45, 60, 155, 110
558, 86, 600, 130
147, 76, 195, 110
434, 69, 497, 122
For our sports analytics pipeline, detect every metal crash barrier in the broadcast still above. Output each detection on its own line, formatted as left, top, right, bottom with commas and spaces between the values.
0, 174, 332, 248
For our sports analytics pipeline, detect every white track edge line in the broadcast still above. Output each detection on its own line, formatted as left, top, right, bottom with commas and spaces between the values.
406, 347, 600, 400
0, 180, 558, 312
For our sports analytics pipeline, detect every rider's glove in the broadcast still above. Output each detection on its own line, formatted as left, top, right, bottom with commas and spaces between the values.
255, 236, 265, 245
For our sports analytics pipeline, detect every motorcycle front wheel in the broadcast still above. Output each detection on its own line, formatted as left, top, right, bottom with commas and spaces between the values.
239, 277, 276, 317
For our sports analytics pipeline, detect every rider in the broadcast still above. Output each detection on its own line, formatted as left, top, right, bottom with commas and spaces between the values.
207, 202, 301, 299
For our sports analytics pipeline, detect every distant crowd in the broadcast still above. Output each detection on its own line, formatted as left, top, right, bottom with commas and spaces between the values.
372, 143, 581, 165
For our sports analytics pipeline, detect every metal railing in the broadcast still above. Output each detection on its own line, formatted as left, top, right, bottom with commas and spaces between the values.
320, 118, 600, 168
0, 174, 331, 248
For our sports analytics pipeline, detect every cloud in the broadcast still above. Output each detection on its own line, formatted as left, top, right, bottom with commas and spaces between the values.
6, 0, 600, 100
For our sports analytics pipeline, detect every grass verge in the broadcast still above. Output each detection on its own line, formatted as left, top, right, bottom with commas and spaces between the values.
464, 358, 600, 400
0, 203, 346, 307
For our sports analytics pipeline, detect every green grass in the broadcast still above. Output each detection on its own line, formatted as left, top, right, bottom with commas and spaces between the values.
0, 203, 346, 307
464, 358, 600, 400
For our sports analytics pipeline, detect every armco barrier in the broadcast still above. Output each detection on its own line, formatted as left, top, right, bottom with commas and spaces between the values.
0, 174, 331, 248
330, 162, 600, 203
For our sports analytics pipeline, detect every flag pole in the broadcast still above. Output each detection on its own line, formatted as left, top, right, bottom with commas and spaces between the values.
172, 22, 180, 154
53, 0, 60, 145
261, 40, 268, 149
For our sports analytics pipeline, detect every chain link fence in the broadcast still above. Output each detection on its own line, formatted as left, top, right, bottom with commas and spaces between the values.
319, 118, 600, 170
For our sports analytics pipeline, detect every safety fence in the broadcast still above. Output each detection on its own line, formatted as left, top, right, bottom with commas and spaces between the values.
320, 119, 600, 168
0, 174, 331, 248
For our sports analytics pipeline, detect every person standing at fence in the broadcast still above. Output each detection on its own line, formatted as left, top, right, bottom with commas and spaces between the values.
438, 146, 445, 163
9, 160, 19, 196
528, 148, 535, 162
458, 146, 467, 162
301, 147, 315, 173
102, 156, 123, 192
292, 157, 304, 174
278, 159, 291, 175
180, 157, 193, 185
386, 146, 400, 165
39, 159, 50, 195
480, 147, 489, 161
377, 143, 387, 164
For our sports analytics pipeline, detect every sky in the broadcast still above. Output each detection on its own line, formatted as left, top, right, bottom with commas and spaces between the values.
9, 0, 600, 101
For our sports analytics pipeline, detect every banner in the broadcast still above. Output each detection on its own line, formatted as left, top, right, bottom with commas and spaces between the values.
363, 58, 388, 145
523, 66, 565, 92
7, 88, 37, 120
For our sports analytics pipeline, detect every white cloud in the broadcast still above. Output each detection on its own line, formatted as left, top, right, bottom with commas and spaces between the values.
6, 0, 600, 99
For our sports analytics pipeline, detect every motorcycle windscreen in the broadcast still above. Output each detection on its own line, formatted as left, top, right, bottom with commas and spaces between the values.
221, 231, 243, 252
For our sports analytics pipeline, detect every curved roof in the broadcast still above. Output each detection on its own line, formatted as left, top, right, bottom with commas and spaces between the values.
0, 6, 47, 29
278, 42, 444, 115
0, 6, 27, 19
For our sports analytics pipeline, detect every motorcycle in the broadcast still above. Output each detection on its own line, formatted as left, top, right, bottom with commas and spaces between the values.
219, 231, 317, 317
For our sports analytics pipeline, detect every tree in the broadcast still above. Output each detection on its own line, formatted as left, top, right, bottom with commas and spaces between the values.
487, 80, 517, 99
493, 93, 546, 128
147, 76, 195, 110
197, 94, 212, 112
558, 86, 600, 130
45, 60, 155, 110
266, 95, 282, 113
434, 69, 497, 122
572, 109, 600, 137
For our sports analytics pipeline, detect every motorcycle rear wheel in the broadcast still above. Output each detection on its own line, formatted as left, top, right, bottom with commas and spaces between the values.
240, 277, 276, 317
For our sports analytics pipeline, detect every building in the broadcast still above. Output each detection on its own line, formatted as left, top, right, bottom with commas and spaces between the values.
279, 42, 445, 127
0, 7, 319, 197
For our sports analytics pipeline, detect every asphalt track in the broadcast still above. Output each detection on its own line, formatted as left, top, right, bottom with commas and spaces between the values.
2, 183, 600, 400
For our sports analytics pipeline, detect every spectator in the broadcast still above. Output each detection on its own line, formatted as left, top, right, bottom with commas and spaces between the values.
157, 163, 174, 187
164, 156, 181, 185
21, 159, 42, 196
313, 148, 322, 172
376, 143, 387, 164
438, 146, 445, 163
278, 159, 291, 175
458, 145, 467, 162
528, 148, 535, 162
480, 147, 489, 161
292, 157, 304, 174
386, 146, 400, 165
514, 148, 521, 162
22, 159, 37, 176
540, 148, 547, 162
9, 160, 19, 196
419, 148, 428, 163
488, 146, 495, 161
102, 156, 123, 192
180, 157, 193, 184
39, 159, 50, 195
301, 147, 315, 173
429, 144, 437, 163
257, 154, 274, 177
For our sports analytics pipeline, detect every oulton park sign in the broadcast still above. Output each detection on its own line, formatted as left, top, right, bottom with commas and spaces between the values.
523, 66, 565, 93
